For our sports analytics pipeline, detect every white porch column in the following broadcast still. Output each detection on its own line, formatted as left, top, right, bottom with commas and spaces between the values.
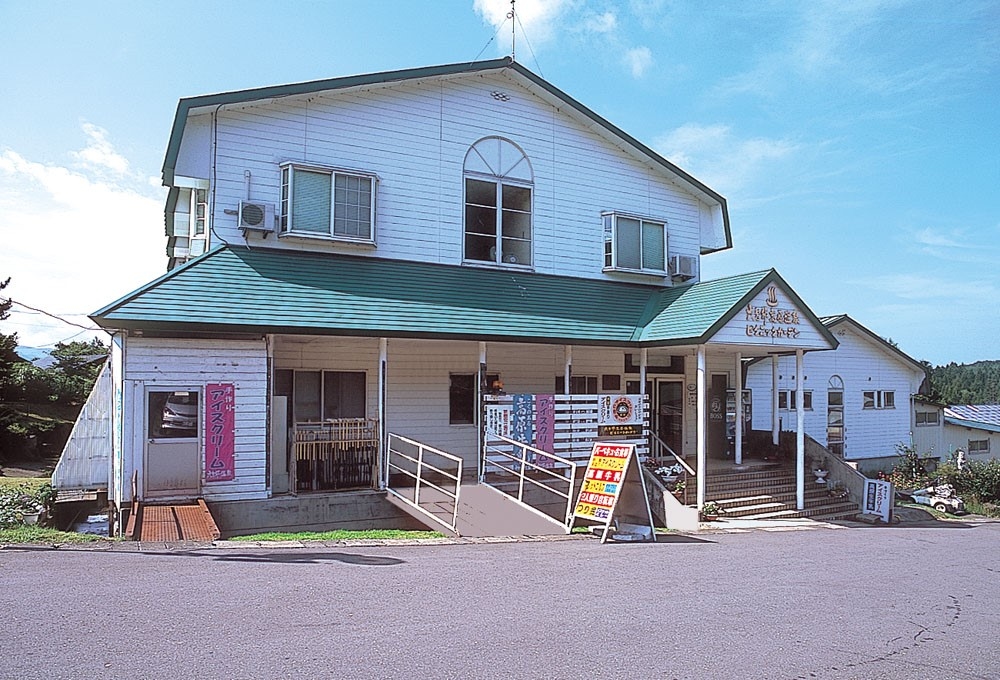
639, 348, 648, 396
563, 345, 572, 395
735, 351, 743, 465
796, 349, 805, 510
379, 337, 388, 488
478, 341, 487, 481
772, 356, 780, 446
696, 345, 707, 509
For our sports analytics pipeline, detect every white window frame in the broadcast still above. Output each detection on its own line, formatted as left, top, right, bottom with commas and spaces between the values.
288, 369, 367, 424
778, 389, 812, 410
603, 211, 668, 275
968, 439, 990, 453
279, 162, 378, 245
863, 390, 895, 410
463, 175, 533, 267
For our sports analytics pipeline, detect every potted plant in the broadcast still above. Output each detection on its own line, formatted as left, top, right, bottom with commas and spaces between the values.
671, 479, 686, 499
701, 501, 725, 521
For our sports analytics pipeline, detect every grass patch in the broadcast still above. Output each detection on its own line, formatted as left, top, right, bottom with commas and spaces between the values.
0, 525, 108, 545
228, 528, 445, 542
0, 477, 51, 491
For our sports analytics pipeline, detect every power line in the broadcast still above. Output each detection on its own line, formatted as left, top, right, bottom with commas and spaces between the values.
5, 299, 99, 332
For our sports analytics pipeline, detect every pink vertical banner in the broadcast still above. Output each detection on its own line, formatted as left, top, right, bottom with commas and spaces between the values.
535, 394, 556, 468
204, 383, 235, 482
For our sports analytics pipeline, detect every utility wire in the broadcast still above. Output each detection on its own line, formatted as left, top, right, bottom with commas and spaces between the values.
7, 299, 100, 332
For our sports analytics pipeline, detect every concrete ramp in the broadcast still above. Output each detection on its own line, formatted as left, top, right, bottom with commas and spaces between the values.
386, 482, 568, 538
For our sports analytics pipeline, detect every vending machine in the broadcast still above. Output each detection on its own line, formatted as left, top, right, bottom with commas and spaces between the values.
725, 389, 752, 456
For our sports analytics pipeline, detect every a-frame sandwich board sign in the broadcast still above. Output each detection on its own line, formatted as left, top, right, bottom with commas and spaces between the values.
572, 442, 656, 544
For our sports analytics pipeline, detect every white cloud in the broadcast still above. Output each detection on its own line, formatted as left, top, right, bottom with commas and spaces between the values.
473, 0, 574, 48
623, 46, 653, 78
654, 123, 797, 194
864, 273, 998, 301
0, 129, 165, 348
580, 10, 617, 34
71, 123, 131, 175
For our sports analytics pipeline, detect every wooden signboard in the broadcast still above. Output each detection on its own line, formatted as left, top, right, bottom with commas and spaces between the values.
573, 442, 656, 543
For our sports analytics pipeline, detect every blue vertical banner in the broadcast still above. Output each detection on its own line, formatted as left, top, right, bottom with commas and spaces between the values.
511, 394, 534, 449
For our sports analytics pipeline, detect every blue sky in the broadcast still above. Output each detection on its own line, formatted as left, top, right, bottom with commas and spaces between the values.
0, 0, 997, 366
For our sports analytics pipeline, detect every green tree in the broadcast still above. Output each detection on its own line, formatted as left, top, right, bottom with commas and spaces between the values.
49, 337, 108, 401
0, 278, 20, 400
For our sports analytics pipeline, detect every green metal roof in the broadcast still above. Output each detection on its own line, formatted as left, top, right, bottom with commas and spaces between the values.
161, 58, 731, 252
92, 247, 834, 349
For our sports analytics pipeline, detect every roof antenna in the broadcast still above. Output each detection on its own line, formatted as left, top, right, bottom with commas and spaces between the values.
508, 0, 516, 60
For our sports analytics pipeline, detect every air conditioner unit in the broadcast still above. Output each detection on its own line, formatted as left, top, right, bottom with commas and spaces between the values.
238, 201, 275, 234
668, 254, 697, 280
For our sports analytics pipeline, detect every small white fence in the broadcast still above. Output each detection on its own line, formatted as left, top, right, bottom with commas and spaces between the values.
386, 433, 463, 535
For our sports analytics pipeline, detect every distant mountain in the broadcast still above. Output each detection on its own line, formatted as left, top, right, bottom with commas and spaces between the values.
15, 346, 50, 363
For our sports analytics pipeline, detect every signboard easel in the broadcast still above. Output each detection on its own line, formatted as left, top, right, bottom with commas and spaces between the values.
572, 442, 656, 543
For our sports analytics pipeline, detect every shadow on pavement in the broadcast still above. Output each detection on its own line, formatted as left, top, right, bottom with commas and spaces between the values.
159, 550, 406, 565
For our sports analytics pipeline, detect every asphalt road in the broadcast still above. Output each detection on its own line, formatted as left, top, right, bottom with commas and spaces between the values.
2, 520, 999, 680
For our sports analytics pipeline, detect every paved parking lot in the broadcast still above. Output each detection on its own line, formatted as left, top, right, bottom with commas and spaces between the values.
2, 518, 998, 679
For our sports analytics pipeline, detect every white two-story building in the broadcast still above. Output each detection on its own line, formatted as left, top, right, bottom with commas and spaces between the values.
86, 58, 843, 536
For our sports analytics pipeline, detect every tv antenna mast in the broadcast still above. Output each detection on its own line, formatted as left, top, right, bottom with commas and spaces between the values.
508, 0, 516, 60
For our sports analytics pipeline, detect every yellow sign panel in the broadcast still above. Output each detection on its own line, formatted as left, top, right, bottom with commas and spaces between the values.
573, 443, 635, 524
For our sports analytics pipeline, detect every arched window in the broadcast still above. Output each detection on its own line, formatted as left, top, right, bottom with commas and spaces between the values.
463, 137, 533, 266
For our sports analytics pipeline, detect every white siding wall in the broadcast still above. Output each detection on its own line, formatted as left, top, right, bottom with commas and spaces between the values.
124, 337, 268, 501
912, 404, 945, 458
746, 326, 923, 461
942, 424, 1000, 464
202, 73, 707, 283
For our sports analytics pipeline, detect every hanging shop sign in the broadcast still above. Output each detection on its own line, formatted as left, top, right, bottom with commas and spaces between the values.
204, 383, 235, 483
511, 393, 534, 445
535, 394, 556, 468
597, 394, 644, 437
573, 442, 655, 543
485, 404, 512, 437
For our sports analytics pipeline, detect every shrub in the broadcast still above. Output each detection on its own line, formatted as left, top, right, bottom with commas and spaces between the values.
0, 482, 56, 527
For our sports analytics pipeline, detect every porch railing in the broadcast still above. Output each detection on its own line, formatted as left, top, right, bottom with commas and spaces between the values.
483, 433, 578, 531
386, 433, 463, 534
291, 418, 379, 493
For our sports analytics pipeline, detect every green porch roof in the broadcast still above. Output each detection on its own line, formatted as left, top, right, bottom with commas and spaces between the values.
92, 247, 833, 348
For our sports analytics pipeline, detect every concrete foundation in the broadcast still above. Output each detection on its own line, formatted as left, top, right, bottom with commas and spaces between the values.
206, 490, 428, 537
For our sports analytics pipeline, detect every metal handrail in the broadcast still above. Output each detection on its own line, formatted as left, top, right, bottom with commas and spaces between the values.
386, 433, 463, 534
483, 433, 578, 531
649, 433, 696, 476
649, 433, 695, 506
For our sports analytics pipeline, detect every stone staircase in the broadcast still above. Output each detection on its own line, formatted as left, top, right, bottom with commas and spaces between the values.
706, 464, 858, 521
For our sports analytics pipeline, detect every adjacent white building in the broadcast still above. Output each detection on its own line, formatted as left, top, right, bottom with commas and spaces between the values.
746, 315, 928, 473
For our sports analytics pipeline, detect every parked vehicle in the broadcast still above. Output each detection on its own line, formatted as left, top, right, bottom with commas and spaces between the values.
162, 392, 198, 433
908, 484, 966, 515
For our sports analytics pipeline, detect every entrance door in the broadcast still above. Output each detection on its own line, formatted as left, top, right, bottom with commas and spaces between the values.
144, 388, 201, 500
707, 374, 728, 459
655, 380, 684, 456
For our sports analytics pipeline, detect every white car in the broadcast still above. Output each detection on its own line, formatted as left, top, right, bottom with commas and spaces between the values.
909, 484, 966, 514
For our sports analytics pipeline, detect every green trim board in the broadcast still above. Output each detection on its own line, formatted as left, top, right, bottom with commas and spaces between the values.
160, 57, 730, 252
92, 247, 835, 350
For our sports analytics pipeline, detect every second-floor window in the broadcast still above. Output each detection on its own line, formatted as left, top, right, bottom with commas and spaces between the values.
603, 212, 666, 274
863, 390, 895, 409
463, 137, 533, 267
280, 163, 377, 244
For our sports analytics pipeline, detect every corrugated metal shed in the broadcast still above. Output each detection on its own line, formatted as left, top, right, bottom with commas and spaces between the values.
52, 361, 111, 492
91, 247, 833, 348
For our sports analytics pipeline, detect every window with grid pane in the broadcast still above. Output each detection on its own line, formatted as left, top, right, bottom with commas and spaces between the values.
280, 163, 376, 242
